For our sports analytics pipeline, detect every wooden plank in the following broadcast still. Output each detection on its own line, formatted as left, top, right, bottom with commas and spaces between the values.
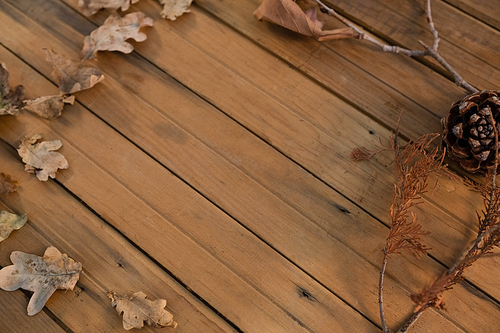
0, 143, 236, 333
188, 0, 500, 302
124, 0, 500, 293
0, 149, 236, 333
12, 0, 500, 326
444, 0, 500, 32
133, 0, 500, 296
1, 0, 498, 330
0, 31, 378, 333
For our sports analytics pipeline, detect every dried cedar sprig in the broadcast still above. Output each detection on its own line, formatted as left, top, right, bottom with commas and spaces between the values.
397, 111, 500, 333
376, 132, 449, 333
386, 133, 446, 258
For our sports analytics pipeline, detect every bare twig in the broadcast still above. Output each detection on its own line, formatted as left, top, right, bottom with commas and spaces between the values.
396, 310, 425, 333
315, 0, 478, 94
379, 251, 390, 333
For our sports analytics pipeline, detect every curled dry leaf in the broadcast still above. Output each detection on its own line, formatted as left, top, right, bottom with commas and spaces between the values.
23, 95, 75, 120
44, 48, 104, 94
254, 0, 354, 41
17, 134, 69, 181
159, 0, 193, 20
78, 0, 140, 16
0, 63, 25, 116
108, 291, 177, 330
0, 211, 27, 242
0, 173, 18, 196
0, 246, 82, 315
81, 11, 154, 60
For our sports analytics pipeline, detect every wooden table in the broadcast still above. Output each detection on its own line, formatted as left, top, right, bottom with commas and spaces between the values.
1, 0, 499, 332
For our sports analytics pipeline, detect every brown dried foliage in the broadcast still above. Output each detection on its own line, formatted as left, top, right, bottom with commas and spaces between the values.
351, 130, 454, 333
386, 133, 449, 258
411, 170, 500, 313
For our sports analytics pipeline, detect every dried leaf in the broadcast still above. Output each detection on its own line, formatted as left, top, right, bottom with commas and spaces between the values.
78, 0, 140, 16
159, 0, 193, 20
0, 173, 18, 196
0, 211, 27, 242
81, 11, 154, 60
23, 95, 75, 120
44, 48, 104, 94
0, 246, 82, 315
254, 0, 354, 41
108, 291, 177, 330
0, 63, 25, 116
17, 134, 69, 181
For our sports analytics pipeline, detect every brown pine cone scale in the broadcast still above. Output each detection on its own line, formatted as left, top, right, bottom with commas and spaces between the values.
442, 90, 500, 174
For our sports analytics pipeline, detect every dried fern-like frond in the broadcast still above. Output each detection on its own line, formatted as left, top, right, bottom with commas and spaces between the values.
386, 132, 448, 257
375, 129, 452, 333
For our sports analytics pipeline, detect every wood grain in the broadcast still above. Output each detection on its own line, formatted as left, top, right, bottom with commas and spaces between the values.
0, 0, 498, 331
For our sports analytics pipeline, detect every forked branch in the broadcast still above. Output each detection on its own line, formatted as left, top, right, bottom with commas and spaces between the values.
315, 0, 478, 94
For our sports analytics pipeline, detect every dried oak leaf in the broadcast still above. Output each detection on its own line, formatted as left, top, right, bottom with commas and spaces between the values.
78, 0, 140, 16
159, 0, 193, 20
254, 0, 354, 41
0, 211, 27, 242
0, 246, 82, 315
81, 11, 154, 60
0, 173, 18, 196
108, 291, 178, 330
17, 134, 69, 181
0, 63, 25, 116
23, 95, 75, 120
45, 48, 104, 94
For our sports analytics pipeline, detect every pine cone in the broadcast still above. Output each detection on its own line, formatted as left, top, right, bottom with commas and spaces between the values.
442, 90, 500, 174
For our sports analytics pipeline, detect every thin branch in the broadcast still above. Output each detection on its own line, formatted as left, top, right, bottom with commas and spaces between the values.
421, 43, 478, 95
315, 0, 479, 94
379, 251, 391, 333
396, 309, 426, 333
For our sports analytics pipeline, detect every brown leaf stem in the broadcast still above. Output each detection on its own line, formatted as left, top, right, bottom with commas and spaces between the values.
315, 0, 478, 94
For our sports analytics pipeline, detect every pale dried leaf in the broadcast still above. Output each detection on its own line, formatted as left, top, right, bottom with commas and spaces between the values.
81, 11, 154, 60
44, 48, 104, 94
0, 211, 27, 242
0, 246, 82, 315
0, 173, 18, 196
0, 63, 25, 116
23, 95, 75, 120
108, 291, 177, 330
17, 134, 69, 181
78, 0, 140, 16
253, 0, 354, 41
159, 0, 193, 20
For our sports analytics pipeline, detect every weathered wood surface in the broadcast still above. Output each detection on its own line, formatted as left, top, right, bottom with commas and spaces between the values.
0, 0, 499, 332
